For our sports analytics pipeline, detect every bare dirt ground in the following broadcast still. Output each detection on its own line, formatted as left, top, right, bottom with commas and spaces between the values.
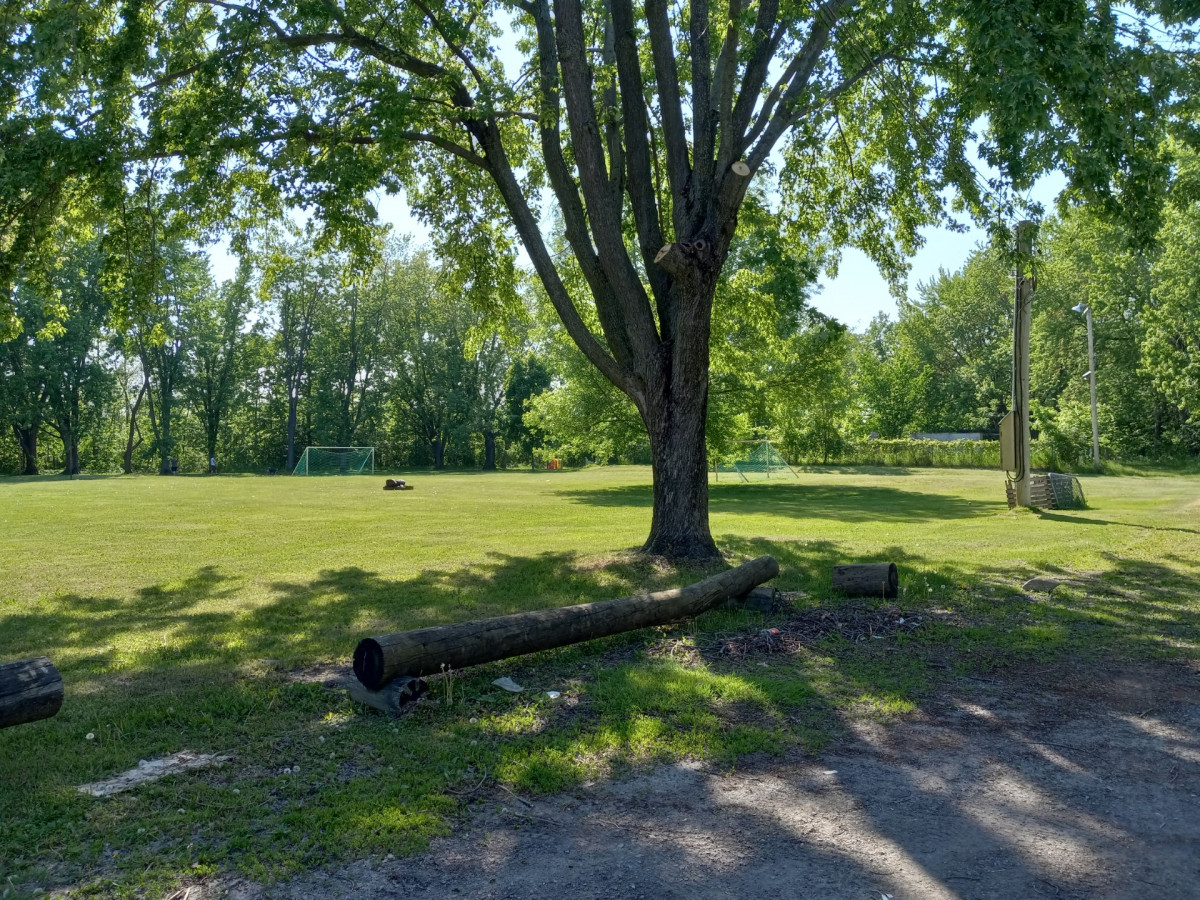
217, 659, 1200, 900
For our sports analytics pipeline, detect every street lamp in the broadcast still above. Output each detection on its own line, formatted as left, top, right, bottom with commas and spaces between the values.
1072, 303, 1101, 466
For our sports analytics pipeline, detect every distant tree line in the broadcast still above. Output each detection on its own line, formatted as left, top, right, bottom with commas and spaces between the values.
529, 191, 1200, 470
0, 224, 549, 476
5, 185, 1199, 476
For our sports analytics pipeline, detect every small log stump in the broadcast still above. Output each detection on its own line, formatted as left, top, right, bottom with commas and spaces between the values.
347, 676, 428, 716
0, 656, 64, 729
832, 563, 899, 599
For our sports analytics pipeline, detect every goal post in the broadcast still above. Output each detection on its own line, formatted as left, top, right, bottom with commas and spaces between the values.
293, 447, 375, 475
716, 439, 798, 481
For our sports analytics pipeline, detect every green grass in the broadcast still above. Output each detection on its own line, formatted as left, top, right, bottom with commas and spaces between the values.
2, 465, 1199, 896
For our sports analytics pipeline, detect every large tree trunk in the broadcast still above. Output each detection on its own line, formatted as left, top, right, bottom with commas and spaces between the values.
482, 431, 497, 471
123, 380, 147, 474
12, 424, 38, 476
158, 393, 173, 475
643, 392, 718, 559
60, 426, 79, 476
286, 387, 299, 472
637, 272, 721, 560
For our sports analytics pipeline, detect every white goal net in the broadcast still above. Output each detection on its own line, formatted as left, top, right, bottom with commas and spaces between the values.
293, 447, 375, 475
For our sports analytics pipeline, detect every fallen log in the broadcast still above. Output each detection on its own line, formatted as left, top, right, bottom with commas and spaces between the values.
0, 656, 64, 729
354, 555, 779, 689
832, 563, 898, 599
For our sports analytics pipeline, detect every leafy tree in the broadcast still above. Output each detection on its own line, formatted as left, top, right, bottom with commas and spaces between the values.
39, 238, 113, 474
182, 258, 256, 465
260, 234, 336, 471
1147, 177, 1200, 427
0, 294, 51, 474
502, 353, 551, 467
384, 248, 478, 469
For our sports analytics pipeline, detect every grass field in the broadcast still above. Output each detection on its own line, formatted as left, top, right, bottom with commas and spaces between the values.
2, 466, 1199, 897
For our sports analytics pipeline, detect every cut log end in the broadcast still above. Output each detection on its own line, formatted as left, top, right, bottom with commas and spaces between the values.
654, 243, 675, 264
831, 563, 899, 599
731, 161, 751, 177
1, 656, 64, 729
353, 638, 387, 691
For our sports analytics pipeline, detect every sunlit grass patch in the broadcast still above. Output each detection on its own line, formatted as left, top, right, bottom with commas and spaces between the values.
2, 466, 1199, 896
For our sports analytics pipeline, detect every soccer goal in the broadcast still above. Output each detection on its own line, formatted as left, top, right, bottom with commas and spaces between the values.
717, 439, 797, 482
293, 446, 375, 475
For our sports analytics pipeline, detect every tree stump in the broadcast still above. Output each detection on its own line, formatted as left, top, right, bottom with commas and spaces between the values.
347, 676, 428, 716
0, 657, 64, 729
832, 563, 899, 599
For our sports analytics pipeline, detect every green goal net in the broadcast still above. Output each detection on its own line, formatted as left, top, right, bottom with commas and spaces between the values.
293, 446, 375, 475
717, 440, 797, 482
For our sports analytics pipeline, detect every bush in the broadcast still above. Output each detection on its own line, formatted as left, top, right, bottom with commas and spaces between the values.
793, 438, 1066, 471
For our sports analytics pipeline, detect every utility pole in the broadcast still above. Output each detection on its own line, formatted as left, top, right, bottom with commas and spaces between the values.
1075, 304, 1101, 467
1012, 221, 1036, 507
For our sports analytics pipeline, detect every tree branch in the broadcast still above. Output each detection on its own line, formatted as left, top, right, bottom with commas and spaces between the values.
644, 0, 692, 232
691, 0, 714, 198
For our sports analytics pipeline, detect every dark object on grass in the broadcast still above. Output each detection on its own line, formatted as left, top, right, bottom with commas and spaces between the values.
0, 656, 63, 729
353, 555, 780, 689
726, 585, 777, 613
1022, 576, 1062, 593
383, 478, 413, 491
832, 563, 898, 599
347, 676, 428, 716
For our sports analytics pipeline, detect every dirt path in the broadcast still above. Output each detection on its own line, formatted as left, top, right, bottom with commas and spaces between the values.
222, 660, 1200, 899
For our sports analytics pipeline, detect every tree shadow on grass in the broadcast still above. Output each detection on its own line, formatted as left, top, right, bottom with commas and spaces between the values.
561, 481, 999, 522
1035, 509, 1200, 535
5, 540, 1200, 896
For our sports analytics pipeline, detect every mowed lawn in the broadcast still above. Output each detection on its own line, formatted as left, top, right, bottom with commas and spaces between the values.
2, 466, 1199, 896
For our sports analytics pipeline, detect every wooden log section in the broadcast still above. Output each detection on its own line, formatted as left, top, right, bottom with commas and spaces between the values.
347, 676, 428, 717
354, 555, 779, 689
832, 563, 899, 599
0, 656, 64, 729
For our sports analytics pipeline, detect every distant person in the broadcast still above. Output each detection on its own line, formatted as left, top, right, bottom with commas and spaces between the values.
209, 455, 217, 475
170, 457, 178, 475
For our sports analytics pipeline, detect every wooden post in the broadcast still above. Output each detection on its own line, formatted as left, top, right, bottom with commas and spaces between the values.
1085, 307, 1101, 467
0, 657, 64, 729
1012, 220, 1036, 507
354, 555, 779, 689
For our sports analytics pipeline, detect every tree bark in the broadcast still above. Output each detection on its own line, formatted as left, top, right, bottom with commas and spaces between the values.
157, 391, 173, 475
0, 656, 63, 729
12, 423, 38, 475
61, 426, 79, 476
123, 379, 147, 474
483, 431, 497, 471
286, 385, 300, 472
354, 554, 778, 688
643, 396, 718, 558
640, 274, 721, 560
431, 438, 446, 470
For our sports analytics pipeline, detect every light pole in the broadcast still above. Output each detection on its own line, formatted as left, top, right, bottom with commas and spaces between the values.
1072, 302, 1101, 467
